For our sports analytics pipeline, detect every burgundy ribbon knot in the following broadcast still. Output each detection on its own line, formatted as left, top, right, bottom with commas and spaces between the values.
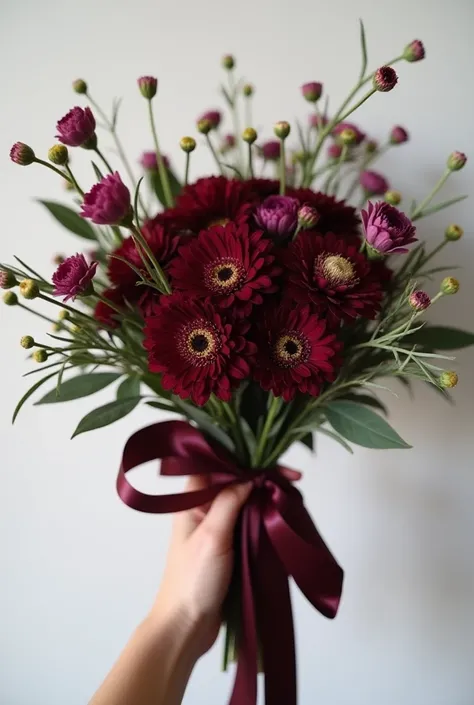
117, 420, 343, 705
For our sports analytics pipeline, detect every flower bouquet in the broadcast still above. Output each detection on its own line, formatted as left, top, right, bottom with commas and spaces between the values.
3, 25, 472, 705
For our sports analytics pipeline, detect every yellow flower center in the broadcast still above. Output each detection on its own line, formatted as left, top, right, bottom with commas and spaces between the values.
315, 253, 358, 288
207, 217, 230, 228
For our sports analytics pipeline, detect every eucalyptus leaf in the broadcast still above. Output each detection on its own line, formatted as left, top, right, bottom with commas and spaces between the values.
409, 326, 474, 350
325, 400, 411, 449
71, 397, 141, 438
38, 200, 97, 241
12, 371, 61, 424
35, 372, 121, 405
117, 375, 141, 400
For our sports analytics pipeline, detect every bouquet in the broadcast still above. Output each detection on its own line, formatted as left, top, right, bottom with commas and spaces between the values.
3, 25, 471, 705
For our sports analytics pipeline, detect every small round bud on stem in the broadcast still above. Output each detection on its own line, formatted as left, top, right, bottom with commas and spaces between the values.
3, 291, 18, 306
373, 66, 398, 92
274, 121, 291, 139
70, 324, 81, 335
403, 39, 425, 62
10, 142, 35, 166
137, 76, 158, 100
447, 151, 467, 171
445, 224, 463, 241
222, 54, 235, 70
197, 118, 212, 135
33, 349, 48, 364
20, 335, 35, 349
409, 290, 431, 311
0, 269, 17, 289
440, 276, 460, 295
243, 83, 254, 97
301, 82, 323, 102
180, 136, 196, 153
298, 205, 320, 230
48, 144, 69, 165
385, 190, 402, 206
72, 79, 88, 94
19, 279, 40, 300
365, 139, 378, 154
390, 126, 409, 145
439, 371, 458, 389
338, 128, 357, 146
242, 127, 257, 144
58, 310, 70, 321
53, 254, 65, 265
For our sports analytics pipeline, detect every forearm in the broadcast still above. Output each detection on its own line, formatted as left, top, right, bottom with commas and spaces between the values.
89, 607, 201, 705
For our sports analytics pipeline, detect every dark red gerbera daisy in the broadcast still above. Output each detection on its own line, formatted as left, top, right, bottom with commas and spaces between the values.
144, 295, 256, 406
169, 222, 281, 317
283, 231, 384, 327
246, 179, 360, 238
159, 176, 254, 234
253, 304, 341, 401
93, 287, 127, 328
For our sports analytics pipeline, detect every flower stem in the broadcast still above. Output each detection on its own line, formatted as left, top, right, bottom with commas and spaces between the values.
411, 170, 451, 220
205, 134, 224, 176
184, 152, 191, 187
229, 69, 244, 172
17, 302, 57, 325
279, 139, 286, 195
129, 223, 171, 294
94, 146, 114, 174
147, 99, 174, 208
34, 159, 71, 183
64, 164, 84, 196
253, 394, 281, 467
37, 293, 99, 324
418, 240, 448, 269
247, 142, 254, 179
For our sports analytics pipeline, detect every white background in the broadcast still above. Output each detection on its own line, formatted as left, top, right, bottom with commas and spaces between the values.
1, 1, 473, 703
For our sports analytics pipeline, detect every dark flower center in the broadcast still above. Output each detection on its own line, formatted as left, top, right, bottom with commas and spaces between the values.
204, 257, 246, 294
272, 330, 311, 369
190, 334, 209, 352
315, 253, 358, 288
177, 319, 221, 367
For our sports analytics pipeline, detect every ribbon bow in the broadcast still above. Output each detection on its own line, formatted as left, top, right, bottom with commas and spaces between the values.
117, 420, 343, 705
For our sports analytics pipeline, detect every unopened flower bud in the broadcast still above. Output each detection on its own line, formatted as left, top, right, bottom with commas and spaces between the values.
447, 151, 467, 171
242, 127, 257, 144
274, 121, 291, 140
298, 205, 320, 230
197, 118, 212, 135
389, 126, 409, 145
19, 279, 40, 300
180, 136, 196, 153
338, 128, 357, 146
20, 335, 35, 349
409, 290, 431, 311
64, 180, 74, 191
72, 79, 88, 94
365, 139, 378, 154
0, 269, 17, 289
10, 142, 35, 166
58, 310, 70, 321
385, 190, 402, 206
33, 349, 48, 363
373, 66, 398, 92
301, 82, 323, 102
292, 150, 308, 164
243, 83, 254, 97
403, 39, 425, 62
53, 254, 65, 265
137, 76, 157, 99
48, 144, 69, 165
3, 291, 18, 306
440, 276, 460, 295
445, 224, 463, 241
222, 54, 235, 70
70, 324, 81, 334
439, 371, 458, 389
327, 143, 343, 160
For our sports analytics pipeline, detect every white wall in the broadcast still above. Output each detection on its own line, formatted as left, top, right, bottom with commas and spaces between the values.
1, 0, 473, 703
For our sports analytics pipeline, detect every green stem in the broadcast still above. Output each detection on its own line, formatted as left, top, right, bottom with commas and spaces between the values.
253, 395, 281, 467
324, 145, 348, 194
184, 152, 190, 187
205, 134, 224, 176
229, 70, 244, 172
411, 170, 451, 220
279, 140, 286, 195
37, 293, 100, 324
247, 143, 254, 178
64, 164, 84, 196
94, 146, 114, 174
419, 240, 448, 269
34, 159, 71, 183
337, 88, 376, 125
129, 223, 171, 294
147, 99, 174, 208
17, 302, 57, 325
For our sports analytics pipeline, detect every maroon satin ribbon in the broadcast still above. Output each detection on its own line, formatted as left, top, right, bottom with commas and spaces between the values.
117, 420, 343, 705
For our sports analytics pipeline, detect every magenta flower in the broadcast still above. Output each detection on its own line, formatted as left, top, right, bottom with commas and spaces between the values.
333, 122, 365, 145
327, 143, 343, 159
198, 110, 222, 129
261, 140, 281, 160
138, 76, 157, 99
447, 151, 467, 171
301, 82, 323, 102
81, 172, 132, 225
9, 142, 35, 165
255, 195, 299, 238
224, 134, 236, 148
409, 290, 431, 311
360, 170, 389, 195
140, 151, 170, 170
52, 254, 98, 301
404, 39, 425, 62
361, 201, 417, 254
56, 107, 96, 148
373, 66, 398, 92
390, 126, 409, 144
298, 205, 320, 230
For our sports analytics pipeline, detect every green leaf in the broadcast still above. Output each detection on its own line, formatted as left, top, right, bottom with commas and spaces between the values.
220, 85, 234, 108
91, 162, 104, 182
409, 326, 474, 350
325, 400, 411, 449
117, 375, 141, 400
111, 97, 123, 130
38, 200, 97, 241
414, 194, 468, 220
340, 392, 388, 415
71, 397, 141, 438
318, 426, 353, 454
150, 168, 182, 207
299, 432, 314, 451
173, 398, 235, 454
12, 371, 61, 424
240, 418, 257, 456
35, 372, 121, 404
358, 19, 368, 79
146, 400, 176, 412
222, 163, 245, 179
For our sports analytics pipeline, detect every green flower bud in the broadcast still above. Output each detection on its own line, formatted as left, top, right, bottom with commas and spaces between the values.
243, 83, 254, 97
338, 128, 357, 146
439, 371, 458, 389
0, 269, 17, 289
52, 323, 62, 333
3, 291, 18, 306
20, 335, 35, 349
440, 276, 460, 295
19, 279, 40, 300
48, 144, 69, 165
222, 54, 235, 70
447, 151, 467, 171
58, 309, 70, 320
197, 119, 212, 135
242, 127, 257, 144
72, 79, 88, 94
274, 121, 291, 140
445, 224, 463, 241
384, 190, 402, 206
180, 136, 196, 153
33, 349, 48, 363
70, 324, 81, 334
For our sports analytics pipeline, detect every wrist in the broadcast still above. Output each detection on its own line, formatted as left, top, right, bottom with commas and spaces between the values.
145, 600, 204, 663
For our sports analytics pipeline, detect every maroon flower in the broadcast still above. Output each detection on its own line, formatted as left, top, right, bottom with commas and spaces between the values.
373, 66, 398, 92
198, 110, 222, 129
333, 122, 365, 145
255, 195, 299, 238
140, 151, 170, 170
144, 295, 256, 405
301, 82, 323, 102
360, 170, 389, 196
253, 304, 341, 401
94, 288, 126, 328
138, 76, 157, 99
409, 290, 431, 311
389, 126, 409, 145
56, 107, 96, 148
284, 231, 384, 326
403, 40, 425, 62
81, 172, 131, 225
361, 201, 417, 254
52, 253, 97, 301
170, 222, 280, 317
260, 140, 281, 160
327, 143, 343, 159
10, 142, 35, 165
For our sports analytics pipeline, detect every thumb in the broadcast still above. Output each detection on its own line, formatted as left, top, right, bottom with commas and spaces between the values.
198, 481, 252, 553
